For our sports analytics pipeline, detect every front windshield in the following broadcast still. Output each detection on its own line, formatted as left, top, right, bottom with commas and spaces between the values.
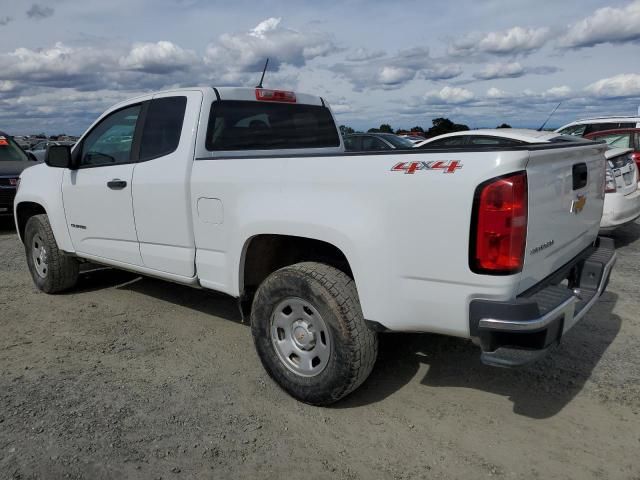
381, 134, 414, 148
0, 135, 29, 162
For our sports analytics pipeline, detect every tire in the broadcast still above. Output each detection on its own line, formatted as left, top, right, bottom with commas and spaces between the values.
251, 262, 378, 405
24, 214, 79, 294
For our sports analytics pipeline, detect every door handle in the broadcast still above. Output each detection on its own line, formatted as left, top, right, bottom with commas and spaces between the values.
107, 179, 127, 190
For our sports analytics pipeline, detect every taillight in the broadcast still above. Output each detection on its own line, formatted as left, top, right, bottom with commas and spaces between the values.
255, 89, 296, 103
631, 152, 640, 172
470, 172, 528, 275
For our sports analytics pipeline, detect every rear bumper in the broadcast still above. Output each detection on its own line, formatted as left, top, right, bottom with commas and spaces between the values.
469, 237, 616, 367
600, 189, 640, 231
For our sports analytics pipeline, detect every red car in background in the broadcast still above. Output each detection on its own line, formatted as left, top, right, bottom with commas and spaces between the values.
585, 128, 640, 171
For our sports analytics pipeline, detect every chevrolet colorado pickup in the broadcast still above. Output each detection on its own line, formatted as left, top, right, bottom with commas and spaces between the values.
14, 87, 616, 405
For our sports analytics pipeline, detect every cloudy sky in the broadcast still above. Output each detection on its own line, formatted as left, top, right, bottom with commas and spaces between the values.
0, 0, 639, 134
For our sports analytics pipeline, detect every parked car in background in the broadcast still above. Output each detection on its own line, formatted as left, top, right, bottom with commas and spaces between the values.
601, 148, 640, 231
398, 135, 425, 145
554, 116, 640, 137
344, 133, 414, 151
413, 129, 582, 148
585, 128, 640, 172
28, 140, 75, 162
414, 128, 640, 232
0, 131, 39, 216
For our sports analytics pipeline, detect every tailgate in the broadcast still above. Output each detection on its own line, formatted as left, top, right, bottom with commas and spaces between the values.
519, 144, 607, 292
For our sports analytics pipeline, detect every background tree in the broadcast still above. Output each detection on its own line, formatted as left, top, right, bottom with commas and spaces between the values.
496, 123, 512, 128
426, 118, 469, 137
339, 125, 355, 135
378, 124, 394, 133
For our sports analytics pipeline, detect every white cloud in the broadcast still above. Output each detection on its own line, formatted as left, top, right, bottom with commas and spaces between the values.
425, 86, 475, 104
474, 62, 525, 80
205, 17, 339, 74
422, 64, 463, 80
543, 85, 572, 99
0, 80, 17, 92
560, 1, 640, 48
585, 73, 640, 98
119, 41, 198, 74
332, 46, 461, 90
450, 26, 550, 56
486, 87, 512, 99
473, 62, 559, 80
0, 42, 117, 89
345, 48, 385, 62
378, 66, 415, 85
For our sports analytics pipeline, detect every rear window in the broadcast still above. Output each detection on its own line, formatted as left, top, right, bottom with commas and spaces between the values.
0, 135, 29, 162
590, 132, 632, 148
206, 101, 340, 151
467, 136, 524, 146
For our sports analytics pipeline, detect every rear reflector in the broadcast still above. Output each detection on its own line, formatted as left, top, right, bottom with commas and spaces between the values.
255, 89, 296, 103
470, 172, 528, 275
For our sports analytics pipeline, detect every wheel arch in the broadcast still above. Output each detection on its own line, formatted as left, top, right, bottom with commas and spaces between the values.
15, 201, 47, 242
239, 233, 355, 298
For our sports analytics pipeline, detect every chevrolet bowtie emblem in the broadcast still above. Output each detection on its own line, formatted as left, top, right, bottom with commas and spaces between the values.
571, 195, 587, 214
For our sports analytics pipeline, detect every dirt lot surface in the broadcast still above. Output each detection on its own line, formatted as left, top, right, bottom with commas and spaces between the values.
1, 217, 639, 480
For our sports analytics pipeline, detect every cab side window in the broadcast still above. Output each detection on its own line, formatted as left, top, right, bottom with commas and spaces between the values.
558, 125, 586, 137
344, 136, 361, 151
584, 123, 617, 135
139, 96, 187, 161
80, 105, 141, 167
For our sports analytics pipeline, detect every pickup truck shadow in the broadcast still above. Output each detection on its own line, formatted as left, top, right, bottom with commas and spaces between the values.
339, 291, 620, 419
120, 277, 244, 324
70, 265, 619, 418
67, 266, 244, 324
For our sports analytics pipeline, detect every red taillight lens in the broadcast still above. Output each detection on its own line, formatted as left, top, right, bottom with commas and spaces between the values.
631, 152, 640, 171
255, 88, 296, 103
471, 172, 528, 275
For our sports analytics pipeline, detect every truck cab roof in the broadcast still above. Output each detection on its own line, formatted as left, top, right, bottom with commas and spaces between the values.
111, 87, 327, 111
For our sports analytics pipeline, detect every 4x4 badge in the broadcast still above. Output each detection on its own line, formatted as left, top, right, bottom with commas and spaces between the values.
571, 194, 586, 214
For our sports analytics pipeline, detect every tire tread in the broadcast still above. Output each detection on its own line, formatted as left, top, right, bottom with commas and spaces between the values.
25, 214, 78, 293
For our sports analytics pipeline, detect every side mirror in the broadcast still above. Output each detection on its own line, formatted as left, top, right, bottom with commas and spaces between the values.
45, 145, 73, 169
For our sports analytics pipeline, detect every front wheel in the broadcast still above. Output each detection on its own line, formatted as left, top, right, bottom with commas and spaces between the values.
251, 262, 378, 405
24, 214, 79, 293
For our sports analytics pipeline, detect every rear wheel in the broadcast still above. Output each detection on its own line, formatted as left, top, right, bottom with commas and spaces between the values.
251, 262, 378, 405
24, 214, 79, 293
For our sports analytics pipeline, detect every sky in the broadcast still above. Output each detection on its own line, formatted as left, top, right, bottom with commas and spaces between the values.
0, 0, 639, 134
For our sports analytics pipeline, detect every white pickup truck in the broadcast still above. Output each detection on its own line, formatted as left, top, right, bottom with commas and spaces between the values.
14, 87, 616, 405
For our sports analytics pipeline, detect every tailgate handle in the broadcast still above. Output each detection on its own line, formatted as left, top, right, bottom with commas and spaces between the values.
572, 163, 588, 190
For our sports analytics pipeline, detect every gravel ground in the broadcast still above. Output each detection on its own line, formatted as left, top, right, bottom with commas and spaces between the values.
1, 216, 639, 479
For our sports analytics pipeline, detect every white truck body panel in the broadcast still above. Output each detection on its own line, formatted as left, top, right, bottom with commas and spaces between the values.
62, 163, 142, 265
